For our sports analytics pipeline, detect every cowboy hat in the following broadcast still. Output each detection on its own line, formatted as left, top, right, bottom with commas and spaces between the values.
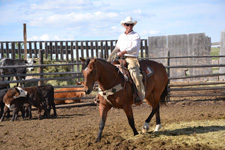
120, 16, 137, 26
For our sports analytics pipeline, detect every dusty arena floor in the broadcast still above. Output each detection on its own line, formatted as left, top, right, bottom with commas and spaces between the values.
0, 99, 225, 150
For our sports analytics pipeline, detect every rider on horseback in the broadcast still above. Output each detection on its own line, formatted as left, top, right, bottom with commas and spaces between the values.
114, 16, 145, 104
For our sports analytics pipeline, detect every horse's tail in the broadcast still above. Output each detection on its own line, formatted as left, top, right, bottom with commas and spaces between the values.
160, 81, 168, 105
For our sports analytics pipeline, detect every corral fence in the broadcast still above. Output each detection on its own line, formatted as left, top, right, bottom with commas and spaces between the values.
0, 32, 225, 107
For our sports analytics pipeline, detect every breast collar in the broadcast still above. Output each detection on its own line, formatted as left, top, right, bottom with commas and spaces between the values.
98, 83, 123, 106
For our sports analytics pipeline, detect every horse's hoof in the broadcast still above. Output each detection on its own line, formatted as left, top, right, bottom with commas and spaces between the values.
142, 126, 149, 133
142, 122, 149, 133
154, 124, 161, 132
95, 138, 101, 143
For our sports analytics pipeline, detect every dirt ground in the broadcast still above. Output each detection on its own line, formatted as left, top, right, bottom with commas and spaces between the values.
0, 99, 225, 150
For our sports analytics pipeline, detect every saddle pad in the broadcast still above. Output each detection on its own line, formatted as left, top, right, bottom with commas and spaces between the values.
143, 66, 154, 78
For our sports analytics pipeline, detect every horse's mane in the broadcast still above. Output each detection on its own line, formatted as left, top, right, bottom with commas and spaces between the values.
83, 58, 118, 71
96, 58, 112, 65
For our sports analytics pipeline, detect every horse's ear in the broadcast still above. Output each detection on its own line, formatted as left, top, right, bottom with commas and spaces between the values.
80, 57, 86, 63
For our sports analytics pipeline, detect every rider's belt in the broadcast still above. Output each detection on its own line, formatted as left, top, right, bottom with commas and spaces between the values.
125, 56, 137, 58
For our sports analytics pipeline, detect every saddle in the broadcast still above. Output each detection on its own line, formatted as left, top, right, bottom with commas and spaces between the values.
112, 57, 154, 104
112, 58, 131, 82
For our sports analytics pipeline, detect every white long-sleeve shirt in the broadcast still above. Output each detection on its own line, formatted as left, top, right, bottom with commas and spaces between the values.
116, 31, 141, 57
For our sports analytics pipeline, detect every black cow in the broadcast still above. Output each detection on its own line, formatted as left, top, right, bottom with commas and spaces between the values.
0, 58, 36, 87
38, 85, 57, 117
24, 85, 57, 118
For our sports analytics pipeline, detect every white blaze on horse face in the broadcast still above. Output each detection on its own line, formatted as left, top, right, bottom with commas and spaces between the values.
83, 67, 89, 82
84, 67, 88, 72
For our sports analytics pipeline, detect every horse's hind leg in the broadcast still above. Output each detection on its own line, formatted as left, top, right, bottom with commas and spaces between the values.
142, 106, 156, 133
154, 104, 161, 132
124, 106, 138, 136
142, 104, 160, 133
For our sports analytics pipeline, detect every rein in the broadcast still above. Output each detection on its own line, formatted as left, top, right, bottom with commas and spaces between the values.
97, 59, 121, 91
106, 69, 120, 90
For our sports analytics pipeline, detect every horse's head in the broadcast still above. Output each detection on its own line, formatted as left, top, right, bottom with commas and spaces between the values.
80, 58, 98, 95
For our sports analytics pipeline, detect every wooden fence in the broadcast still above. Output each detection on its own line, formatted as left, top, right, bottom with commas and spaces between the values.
0, 39, 148, 61
165, 55, 225, 101
0, 36, 224, 107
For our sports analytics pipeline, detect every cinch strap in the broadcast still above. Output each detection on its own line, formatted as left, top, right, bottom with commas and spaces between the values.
98, 84, 123, 105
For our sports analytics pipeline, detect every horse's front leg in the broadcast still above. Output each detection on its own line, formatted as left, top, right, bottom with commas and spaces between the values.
124, 105, 138, 135
95, 102, 111, 143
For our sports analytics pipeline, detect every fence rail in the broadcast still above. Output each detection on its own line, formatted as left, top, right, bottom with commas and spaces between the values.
0, 55, 225, 102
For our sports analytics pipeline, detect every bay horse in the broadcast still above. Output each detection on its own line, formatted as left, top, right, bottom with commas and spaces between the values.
80, 58, 168, 142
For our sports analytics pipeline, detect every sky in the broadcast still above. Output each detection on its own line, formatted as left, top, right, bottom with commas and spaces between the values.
0, 0, 224, 42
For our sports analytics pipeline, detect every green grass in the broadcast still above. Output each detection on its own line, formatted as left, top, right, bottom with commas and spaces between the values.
211, 47, 220, 55
211, 47, 220, 60
212, 67, 219, 71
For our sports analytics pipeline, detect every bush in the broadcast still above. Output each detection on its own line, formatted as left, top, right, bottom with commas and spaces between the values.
33, 58, 76, 86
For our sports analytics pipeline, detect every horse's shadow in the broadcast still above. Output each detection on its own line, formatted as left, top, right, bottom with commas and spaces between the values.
37, 113, 87, 120
55, 113, 87, 119
0, 113, 87, 122
147, 125, 225, 137
22, 113, 87, 120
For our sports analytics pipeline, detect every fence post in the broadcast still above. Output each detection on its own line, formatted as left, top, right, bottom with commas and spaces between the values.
23, 23, 27, 60
167, 50, 170, 101
219, 31, 225, 81
38, 49, 44, 86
